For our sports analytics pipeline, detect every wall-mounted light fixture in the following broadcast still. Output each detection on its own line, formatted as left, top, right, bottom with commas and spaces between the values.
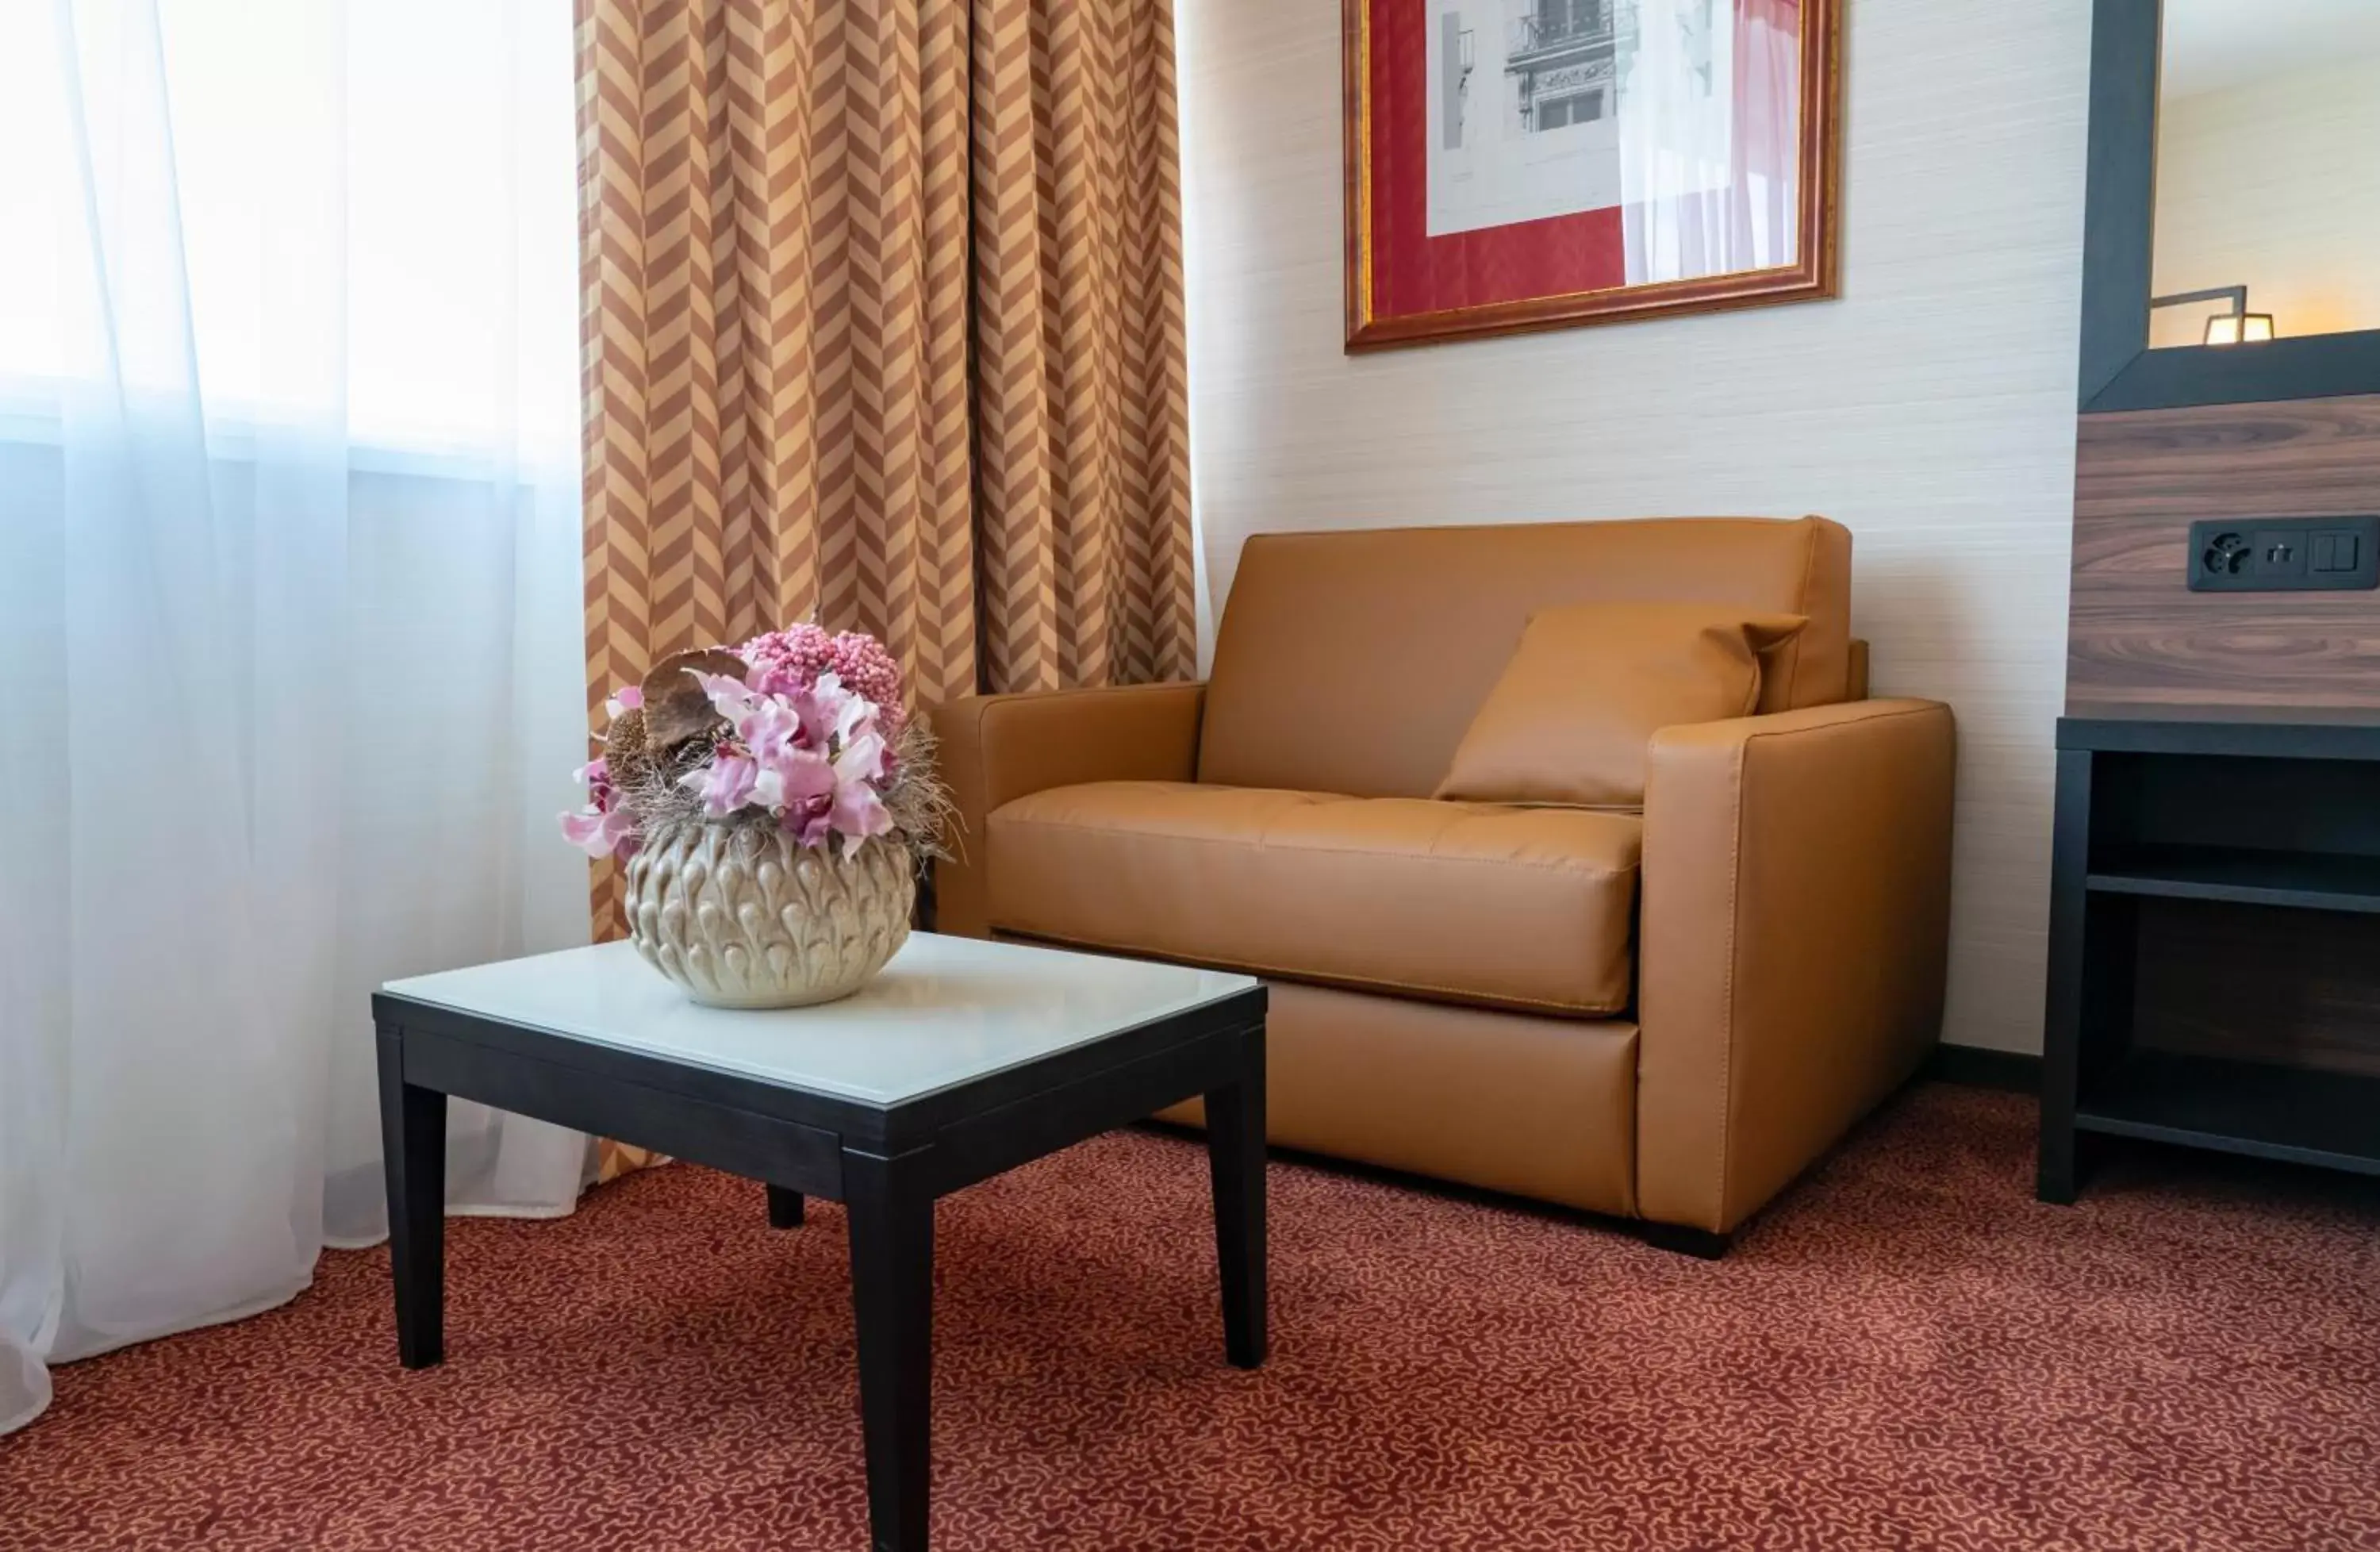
2150, 285, 2276, 348
2202, 311, 2274, 347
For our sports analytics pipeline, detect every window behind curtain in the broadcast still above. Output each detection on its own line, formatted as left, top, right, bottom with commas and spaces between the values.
0, 0, 580, 464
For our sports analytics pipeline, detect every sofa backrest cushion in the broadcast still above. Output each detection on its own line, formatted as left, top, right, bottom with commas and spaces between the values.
1434, 605, 1810, 810
1198, 516, 1853, 799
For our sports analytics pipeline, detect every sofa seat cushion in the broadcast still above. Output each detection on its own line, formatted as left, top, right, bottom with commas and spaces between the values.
985, 782, 1639, 1016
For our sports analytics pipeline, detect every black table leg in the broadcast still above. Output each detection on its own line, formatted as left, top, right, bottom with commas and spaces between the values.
375, 1025, 446, 1370
845, 1148, 935, 1552
766, 1184, 805, 1229
1203, 1028, 1268, 1370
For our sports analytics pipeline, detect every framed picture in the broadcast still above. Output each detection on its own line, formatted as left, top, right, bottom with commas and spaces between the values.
1342, 0, 1843, 351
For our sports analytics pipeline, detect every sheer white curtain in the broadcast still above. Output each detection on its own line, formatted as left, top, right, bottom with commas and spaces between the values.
0, 0, 593, 1435
1618, 0, 1801, 284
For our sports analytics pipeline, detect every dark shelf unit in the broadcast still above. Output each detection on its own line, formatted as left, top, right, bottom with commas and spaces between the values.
2086, 843, 2380, 914
2075, 1051, 2380, 1177
2041, 710, 2380, 1203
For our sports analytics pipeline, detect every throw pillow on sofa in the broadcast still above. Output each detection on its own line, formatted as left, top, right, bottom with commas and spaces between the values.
1434, 602, 1809, 809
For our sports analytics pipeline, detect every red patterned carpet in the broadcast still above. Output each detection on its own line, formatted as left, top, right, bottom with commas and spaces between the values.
6, 1085, 2379, 1551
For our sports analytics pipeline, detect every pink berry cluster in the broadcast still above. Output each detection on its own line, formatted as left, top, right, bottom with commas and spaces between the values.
739, 624, 906, 731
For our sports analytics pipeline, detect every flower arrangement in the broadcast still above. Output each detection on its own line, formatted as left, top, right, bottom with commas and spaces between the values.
560, 623, 946, 865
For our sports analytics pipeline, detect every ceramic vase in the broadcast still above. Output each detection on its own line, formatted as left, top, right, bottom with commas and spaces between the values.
624, 822, 912, 1008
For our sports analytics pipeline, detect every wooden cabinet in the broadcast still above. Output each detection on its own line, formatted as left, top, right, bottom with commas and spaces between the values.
2040, 709, 2380, 1202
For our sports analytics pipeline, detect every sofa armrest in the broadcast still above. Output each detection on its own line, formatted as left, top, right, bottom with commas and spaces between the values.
927, 682, 1206, 937
1637, 698, 1956, 1233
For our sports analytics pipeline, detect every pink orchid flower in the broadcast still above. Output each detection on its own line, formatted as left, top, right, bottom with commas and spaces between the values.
689, 670, 766, 732
793, 671, 874, 752
753, 743, 835, 816
559, 758, 639, 859
834, 727, 890, 786
559, 804, 639, 861
784, 791, 836, 848
829, 781, 892, 843
687, 752, 760, 817
654, 659, 897, 845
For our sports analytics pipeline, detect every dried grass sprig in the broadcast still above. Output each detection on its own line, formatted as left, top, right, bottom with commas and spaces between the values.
880, 717, 957, 863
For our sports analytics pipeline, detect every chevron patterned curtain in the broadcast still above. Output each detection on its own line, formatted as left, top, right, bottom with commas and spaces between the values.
573, 0, 1196, 939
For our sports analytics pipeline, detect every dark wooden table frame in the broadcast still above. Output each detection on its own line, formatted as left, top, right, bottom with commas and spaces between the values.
371, 982, 1268, 1552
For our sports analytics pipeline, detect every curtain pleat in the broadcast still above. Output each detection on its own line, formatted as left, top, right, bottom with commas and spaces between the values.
572, 2, 1193, 1158
969, 0, 1196, 694
578, 0, 1192, 744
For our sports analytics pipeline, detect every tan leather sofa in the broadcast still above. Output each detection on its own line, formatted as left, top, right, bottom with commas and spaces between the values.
931, 517, 1956, 1250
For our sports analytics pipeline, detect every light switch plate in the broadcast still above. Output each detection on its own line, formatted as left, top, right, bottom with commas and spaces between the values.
2187, 516, 2379, 592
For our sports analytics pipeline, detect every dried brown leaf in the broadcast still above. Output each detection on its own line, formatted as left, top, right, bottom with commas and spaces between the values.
640, 647, 748, 749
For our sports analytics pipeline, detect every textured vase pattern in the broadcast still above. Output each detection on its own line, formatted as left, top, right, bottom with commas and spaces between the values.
625, 824, 912, 1008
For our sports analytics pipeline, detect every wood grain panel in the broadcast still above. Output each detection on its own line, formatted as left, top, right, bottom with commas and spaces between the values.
2132, 897, 2380, 1080
2068, 394, 2380, 709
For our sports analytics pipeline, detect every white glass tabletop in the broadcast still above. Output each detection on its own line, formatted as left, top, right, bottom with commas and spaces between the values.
381, 933, 1258, 1106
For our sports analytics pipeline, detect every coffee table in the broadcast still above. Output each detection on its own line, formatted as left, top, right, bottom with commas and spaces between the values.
372, 932, 1267, 1552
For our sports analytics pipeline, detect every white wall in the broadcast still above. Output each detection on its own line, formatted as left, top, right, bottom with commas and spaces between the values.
2151, 51, 2380, 348
1178, 0, 2094, 1055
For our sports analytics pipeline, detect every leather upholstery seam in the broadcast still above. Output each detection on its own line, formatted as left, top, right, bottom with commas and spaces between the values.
1715, 736, 1747, 1227
993, 929, 1631, 1017
987, 813, 1642, 880
974, 683, 1205, 810
973, 695, 1022, 813
1783, 517, 1818, 709
950, 696, 998, 852
1731, 703, 1941, 748
977, 682, 1203, 737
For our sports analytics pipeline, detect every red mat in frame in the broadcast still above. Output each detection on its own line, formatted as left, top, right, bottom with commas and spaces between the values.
1345, 0, 1843, 351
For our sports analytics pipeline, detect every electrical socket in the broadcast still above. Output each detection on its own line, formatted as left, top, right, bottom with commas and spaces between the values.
2187, 517, 2379, 593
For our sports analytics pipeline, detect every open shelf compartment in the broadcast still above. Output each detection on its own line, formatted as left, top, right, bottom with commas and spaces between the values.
2047, 719, 2380, 1202
2086, 843, 2380, 913
2075, 1049, 2380, 1176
